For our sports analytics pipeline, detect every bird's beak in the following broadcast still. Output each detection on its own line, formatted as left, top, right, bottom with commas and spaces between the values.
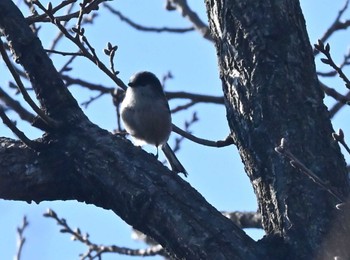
128, 82, 135, 87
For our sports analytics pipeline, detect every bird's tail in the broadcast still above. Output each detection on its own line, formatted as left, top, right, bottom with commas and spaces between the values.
161, 143, 188, 177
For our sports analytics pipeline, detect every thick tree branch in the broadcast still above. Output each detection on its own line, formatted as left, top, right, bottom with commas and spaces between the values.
0, 1, 83, 122
0, 1, 266, 259
222, 211, 263, 229
0, 130, 264, 259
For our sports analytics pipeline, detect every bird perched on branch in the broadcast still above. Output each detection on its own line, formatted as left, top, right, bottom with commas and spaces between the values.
120, 71, 188, 177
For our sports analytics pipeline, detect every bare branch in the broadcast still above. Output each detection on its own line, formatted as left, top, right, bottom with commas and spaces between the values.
315, 40, 350, 90
168, 0, 213, 41
314, 0, 350, 56
166, 91, 224, 104
0, 39, 59, 128
0, 107, 40, 149
44, 209, 166, 259
45, 49, 85, 56
104, 3, 195, 34
0, 87, 36, 123
62, 75, 114, 93
81, 93, 104, 108
319, 81, 350, 104
329, 90, 350, 117
14, 216, 29, 260
317, 48, 350, 77
27, 0, 105, 24
47, 2, 77, 53
170, 100, 197, 113
333, 129, 350, 156
172, 112, 199, 154
275, 138, 343, 203
33, 1, 127, 91
172, 123, 234, 147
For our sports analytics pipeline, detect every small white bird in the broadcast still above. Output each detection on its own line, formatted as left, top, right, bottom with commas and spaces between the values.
120, 71, 188, 176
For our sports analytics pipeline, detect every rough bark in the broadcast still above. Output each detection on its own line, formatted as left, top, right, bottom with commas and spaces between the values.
206, 0, 350, 259
0, 1, 266, 259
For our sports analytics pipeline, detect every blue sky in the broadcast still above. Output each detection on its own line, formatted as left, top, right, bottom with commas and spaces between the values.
1, 1, 350, 259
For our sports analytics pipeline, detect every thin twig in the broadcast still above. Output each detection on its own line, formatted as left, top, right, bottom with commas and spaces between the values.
315, 40, 350, 90
0, 87, 36, 123
166, 91, 224, 104
43, 209, 165, 259
0, 38, 59, 128
172, 112, 199, 153
172, 124, 234, 147
62, 75, 114, 93
48, 1, 77, 53
59, 55, 77, 74
171, 100, 197, 113
45, 49, 85, 56
314, 0, 350, 56
34, 1, 128, 91
14, 216, 29, 260
0, 107, 38, 149
329, 90, 350, 117
168, 0, 212, 41
319, 81, 350, 104
333, 129, 350, 156
81, 92, 105, 108
275, 138, 343, 203
317, 48, 350, 77
103, 42, 119, 76
27, 0, 104, 24
104, 3, 194, 33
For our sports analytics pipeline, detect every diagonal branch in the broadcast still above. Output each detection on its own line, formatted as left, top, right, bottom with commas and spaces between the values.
0, 1, 83, 122
168, 0, 212, 41
0, 87, 36, 123
313, 0, 350, 56
104, 3, 195, 34
44, 209, 166, 259
0, 39, 59, 127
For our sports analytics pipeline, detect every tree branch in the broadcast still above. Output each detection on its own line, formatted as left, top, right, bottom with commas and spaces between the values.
44, 209, 166, 259
168, 0, 212, 41
222, 211, 262, 229
0, 1, 265, 259
166, 91, 224, 104
313, 0, 350, 56
104, 3, 195, 34
0, 87, 36, 123
14, 216, 29, 260
0, 1, 83, 122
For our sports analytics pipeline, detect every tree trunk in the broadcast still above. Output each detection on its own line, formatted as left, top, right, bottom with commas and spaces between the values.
206, 0, 350, 259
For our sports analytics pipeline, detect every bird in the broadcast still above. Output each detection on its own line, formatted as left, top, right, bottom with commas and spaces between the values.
120, 71, 188, 177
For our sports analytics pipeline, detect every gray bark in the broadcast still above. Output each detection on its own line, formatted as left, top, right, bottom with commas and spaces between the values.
206, 0, 350, 259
